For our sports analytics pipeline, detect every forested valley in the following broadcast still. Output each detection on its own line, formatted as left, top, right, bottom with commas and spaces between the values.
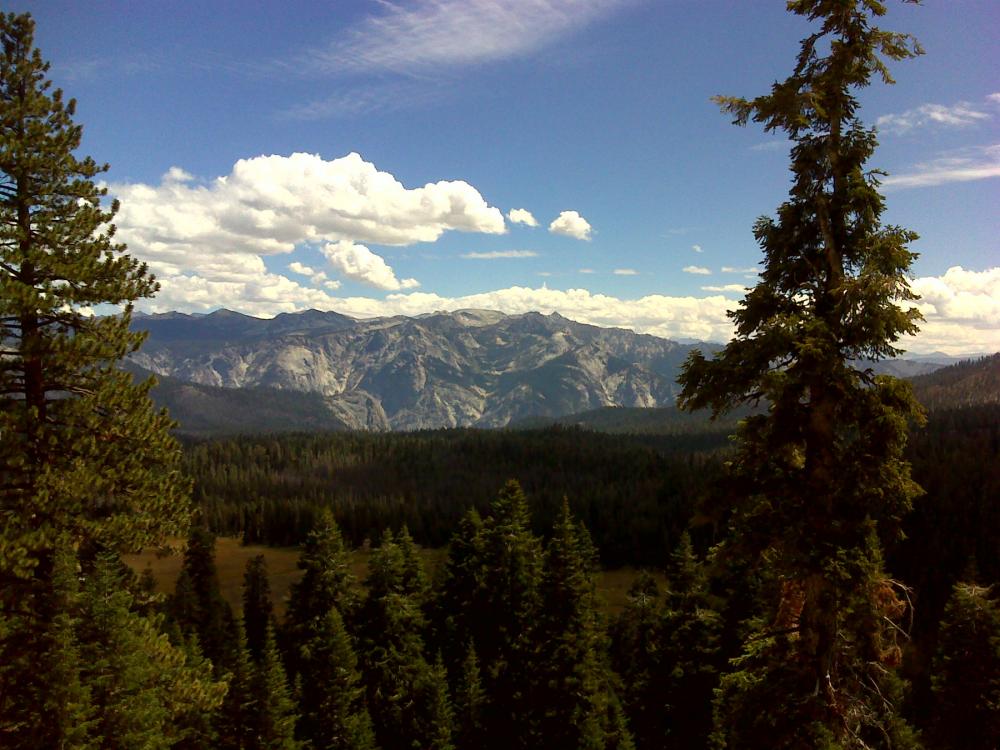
4, 2, 1000, 748
136, 393, 995, 748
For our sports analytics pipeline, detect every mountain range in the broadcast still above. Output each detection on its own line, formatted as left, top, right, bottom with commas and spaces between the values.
129, 308, 702, 432
128, 308, 982, 435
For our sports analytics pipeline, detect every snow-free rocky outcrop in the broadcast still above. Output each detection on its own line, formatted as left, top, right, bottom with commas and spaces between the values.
129, 308, 703, 430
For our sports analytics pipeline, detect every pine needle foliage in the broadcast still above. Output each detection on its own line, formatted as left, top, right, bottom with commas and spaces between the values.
0, 12, 193, 741
0, 12, 191, 574
677, 1, 926, 746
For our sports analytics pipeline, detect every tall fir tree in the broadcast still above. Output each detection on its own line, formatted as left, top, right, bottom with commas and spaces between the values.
0, 11, 192, 741
169, 526, 234, 671
436, 481, 544, 750
609, 570, 661, 750
242, 554, 274, 663
655, 533, 722, 748
215, 618, 257, 750
677, 2, 925, 746
357, 530, 453, 750
536, 499, 631, 750
282, 508, 358, 680
294, 606, 375, 750
75, 555, 227, 750
928, 581, 1000, 750
453, 642, 486, 750
250, 625, 300, 750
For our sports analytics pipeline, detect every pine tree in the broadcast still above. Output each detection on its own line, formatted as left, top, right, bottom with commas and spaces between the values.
357, 531, 453, 750
609, 571, 661, 750
928, 582, 1000, 750
432, 482, 547, 749
536, 500, 626, 749
677, 2, 925, 746
655, 533, 721, 748
76, 555, 227, 750
294, 607, 374, 750
0, 11, 192, 739
250, 625, 300, 750
216, 619, 256, 750
169, 526, 234, 671
242, 554, 274, 663
282, 508, 358, 680
31, 541, 99, 749
453, 642, 485, 750
0, 8, 191, 585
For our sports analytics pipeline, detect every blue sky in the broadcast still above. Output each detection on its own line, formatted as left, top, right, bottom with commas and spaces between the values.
17, 0, 999, 354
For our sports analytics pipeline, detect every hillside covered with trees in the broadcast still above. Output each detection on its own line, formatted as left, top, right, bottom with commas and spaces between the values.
2, 5, 998, 750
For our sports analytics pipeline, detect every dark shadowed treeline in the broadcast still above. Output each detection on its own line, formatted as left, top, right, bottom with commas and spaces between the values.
185, 427, 726, 567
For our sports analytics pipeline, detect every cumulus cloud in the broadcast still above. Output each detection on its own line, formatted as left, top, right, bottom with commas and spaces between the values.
109, 151, 506, 312
701, 284, 748, 294
461, 250, 538, 259
548, 210, 592, 240
289, 261, 339, 290
721, 266, 758, 274
318, 286, 740, 343
613, 268, 639, 276
113, 151, 505, 255
288, 262, 318, 276
305, 0, 632, 75
905, 266, 1000, 354
134, 264, 1000, 355
322, 241, 419, 291
683, 265, 712, 275
876, 98, 992, 135
507, 208, 539, 227
883, 144, 1000, 190
691, 244, 703, 253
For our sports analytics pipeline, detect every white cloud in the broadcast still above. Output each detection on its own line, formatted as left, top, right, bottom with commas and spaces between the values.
989, 93, 1000, 105
110, 152, 504, 313
691, 244, 703, 253
320, 286, 740, 343
163, 166, 194, 183
113, 151, 505, 255
701, 284, 748, 294
288, 262, 317, 276
907, 266, 1000, 354
322, 241, 419, 291
507, 208, 539, 227
683, 265, 712, 275
578, 268, 596, 274
461, 250, 538, 259
883, 144, 1000, 190
289, 261, 334, 289
613, 268, 638, 276
135, 266, 1000, 355
305, 0, 632, 75
548, 210, 592, 240
877, 98, 992, 135
721, 266, 758, 274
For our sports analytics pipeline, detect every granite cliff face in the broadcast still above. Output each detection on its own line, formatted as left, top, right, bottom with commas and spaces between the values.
130, 308, 700, 430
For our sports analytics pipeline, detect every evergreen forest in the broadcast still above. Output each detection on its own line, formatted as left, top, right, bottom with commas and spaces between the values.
2, 4, 999, 749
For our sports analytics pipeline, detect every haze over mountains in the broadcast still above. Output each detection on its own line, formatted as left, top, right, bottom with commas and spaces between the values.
129, 308, 987, 435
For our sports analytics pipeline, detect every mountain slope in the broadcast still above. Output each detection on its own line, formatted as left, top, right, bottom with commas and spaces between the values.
124, 362, 349, 436
129, 309, 701, 430
910, 353, 1000, 410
